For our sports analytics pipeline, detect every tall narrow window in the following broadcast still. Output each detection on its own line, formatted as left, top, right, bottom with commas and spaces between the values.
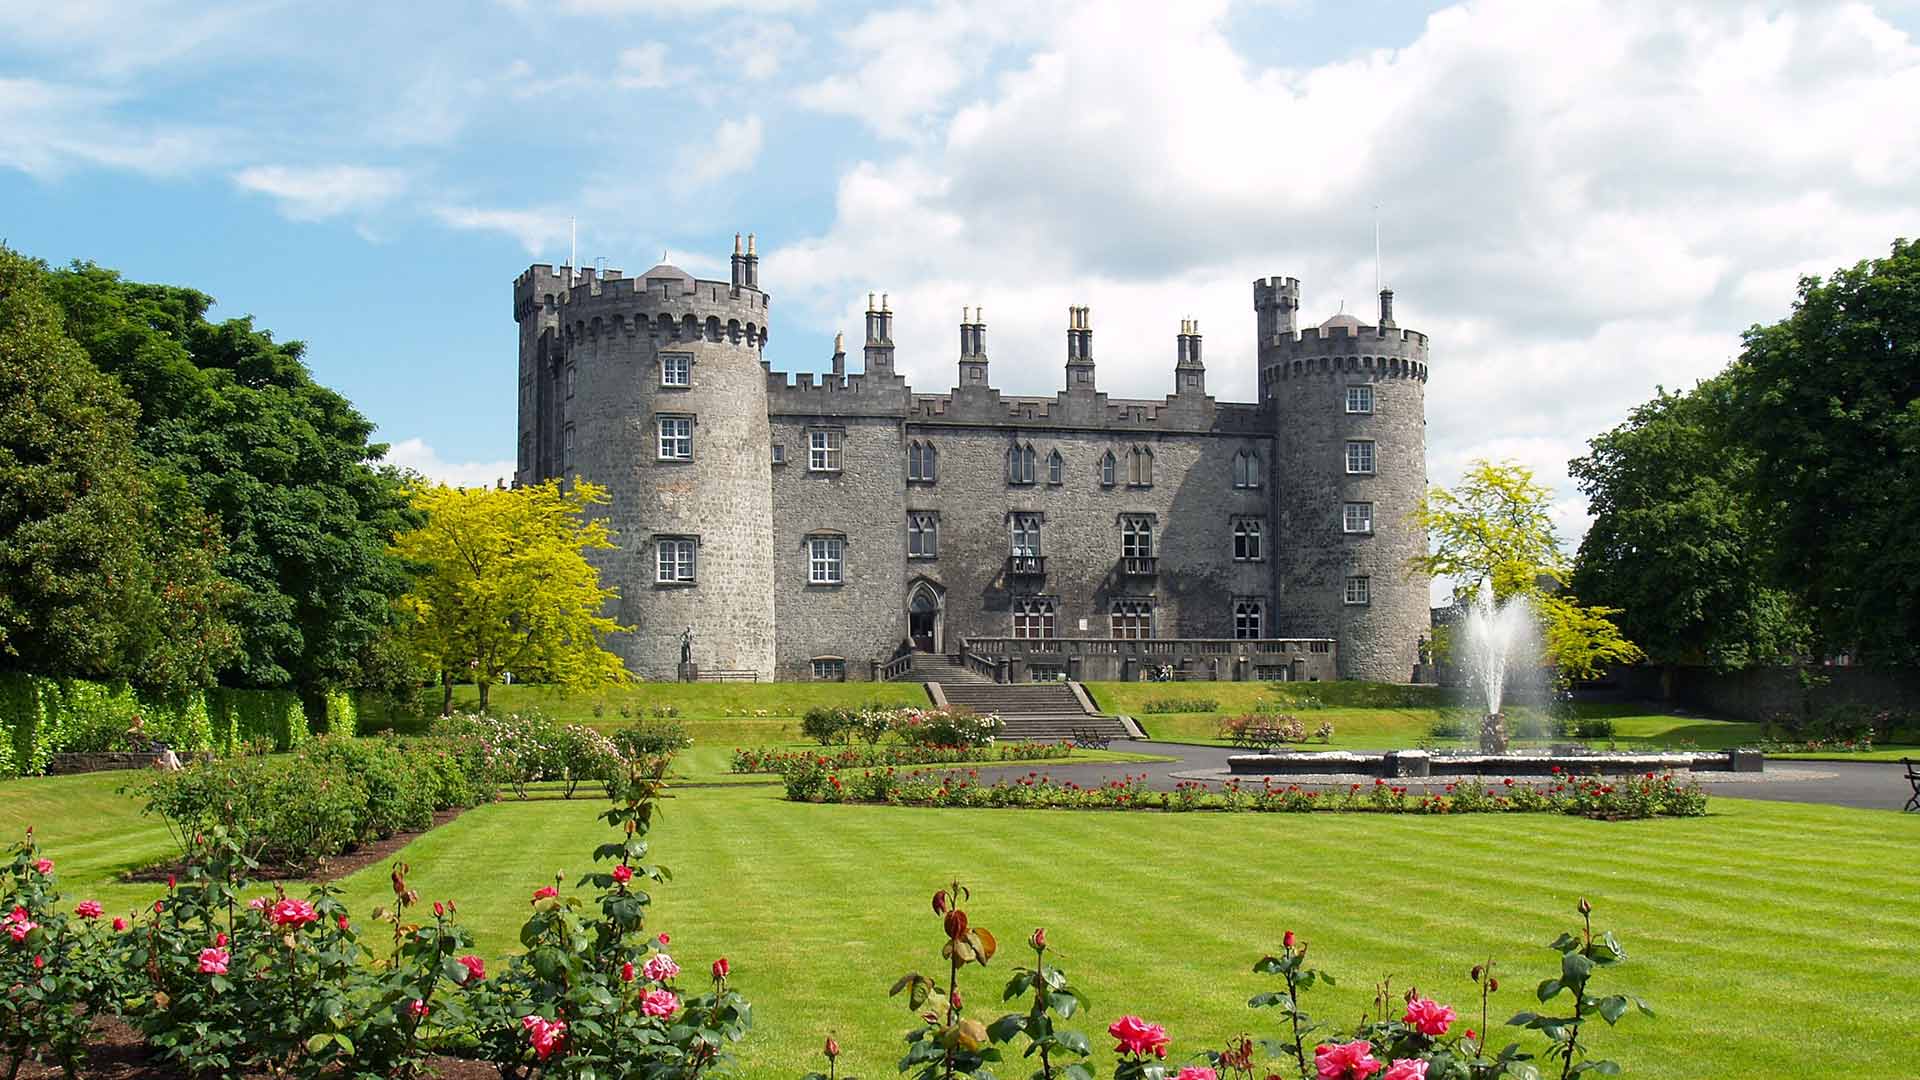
1345, 575, 1371, 605
563, 423, 576, 472
1233, 599, 1264, 639
655, 538, 696, 584
1343, 502, 1374, 534
657, 416, 693, 460
1013, 597, 1057, 639
1099, 451, 1117, 487
1110, 599, 1153, 640
1007, 443, 1036, 485
908, 441, 937, 482
661, 353, 691, 387
1010, 513, 1043, 556
1047, 449, 1064, 485
565, 363, 577, 398
1346, 384, 1374, 414
1121, 517, 1154, 558
1127, 445, 1154, 487
1232, 449, 1262, 489
1233, 518, 1264, 561
809, 430, 842, 472
809, 537, 845, 584
1345, 440, 1375, 474
908, 512, 939, 558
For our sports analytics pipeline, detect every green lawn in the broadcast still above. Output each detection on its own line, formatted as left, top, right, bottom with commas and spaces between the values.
5, 771, 1918, 1078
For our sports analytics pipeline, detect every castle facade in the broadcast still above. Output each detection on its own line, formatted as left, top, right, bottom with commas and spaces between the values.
513, 237, 1431, 683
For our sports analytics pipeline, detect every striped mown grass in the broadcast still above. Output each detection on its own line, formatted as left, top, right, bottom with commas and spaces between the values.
5, 772, 1917, 1078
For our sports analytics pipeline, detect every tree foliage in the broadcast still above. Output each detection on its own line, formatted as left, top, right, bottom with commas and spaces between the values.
1728, 237, 1920, 665
1569, 377, 1808, 670
1412, 459, 1642, 682
392, 480, 628, 712
42, 262, 416, 690
0, 247, 237, 691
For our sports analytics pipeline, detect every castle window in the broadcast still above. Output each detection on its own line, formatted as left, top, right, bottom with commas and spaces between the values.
908, 441, 938, 483
565, 363, 576, 399
1127, 446, 1154, 487
1310, 640, 1332, 653
1347, 384, 1374, 414
563, 423, 576, 472
1345, 575, 1371, 606
1047, 449, 1064, 485
1233, 518, 1264, 561
908, 512, 939, 558
809, 430, 842, 472
1121, 516, 1154, 559
1110, 598, 1153, 640
811, 658, 847, 681
1007, 443, 1037, 485
655, 537, 696, 585
1099, 451, 1117, 487
808, 537, 845, 584
1011, 513, 1043, 557
1232, 450, 1262, 489
662, 352, 692, 387
1343, 502, 1374, 534
1233, 599, 1265, 639
772, 443, 786, 466
657, 416, 693, 460
1345, 440, 1375, 475
1012, 597, 1057, 639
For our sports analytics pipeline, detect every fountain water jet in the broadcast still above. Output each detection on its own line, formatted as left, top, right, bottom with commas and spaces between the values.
1459, 591, 1544, 754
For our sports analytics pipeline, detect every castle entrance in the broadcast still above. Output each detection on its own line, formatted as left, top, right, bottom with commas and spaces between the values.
908, 582, 942, 653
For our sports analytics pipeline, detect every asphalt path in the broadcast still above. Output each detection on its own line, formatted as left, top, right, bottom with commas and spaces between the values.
952, 741, 1918, 813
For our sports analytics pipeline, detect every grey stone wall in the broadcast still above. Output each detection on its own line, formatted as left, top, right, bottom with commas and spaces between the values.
1262, 319, 1432, 682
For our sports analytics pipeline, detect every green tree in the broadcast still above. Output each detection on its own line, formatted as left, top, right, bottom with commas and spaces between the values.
1569, 377, 1807, 670
1411, 459, 1643, 682
1729, 237, 1920, 665
392, 480, 628, 714
43, 262, 416, 692
0, 247, 236, 690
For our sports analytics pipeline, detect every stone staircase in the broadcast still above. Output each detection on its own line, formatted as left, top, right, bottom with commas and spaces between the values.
930, 676, 1132, 743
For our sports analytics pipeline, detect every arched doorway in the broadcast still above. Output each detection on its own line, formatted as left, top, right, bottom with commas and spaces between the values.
908, 581, 943, 653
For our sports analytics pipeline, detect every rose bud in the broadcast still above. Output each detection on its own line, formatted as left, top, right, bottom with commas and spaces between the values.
1030, 927, 1047, 951
1470, 965, 1483, 981
1283, 930, 1296, 950
1578, 897, 1592, 916
712, 957, 730, 980
433, 901, 445, 917
932, 891, 948, 916
1487, 977, 1499, 992
825, 1036, 841, 1060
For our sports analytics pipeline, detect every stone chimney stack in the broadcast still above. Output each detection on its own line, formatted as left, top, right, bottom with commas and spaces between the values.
1378, 287, 1395, 328
959, 306, 989, 386
831, 329, 846, 378
1065, 305, 1095, 390
863, 292, 895, 375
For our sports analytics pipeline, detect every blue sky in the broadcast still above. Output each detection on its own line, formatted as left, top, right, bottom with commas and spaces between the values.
5, 0, 1918, 545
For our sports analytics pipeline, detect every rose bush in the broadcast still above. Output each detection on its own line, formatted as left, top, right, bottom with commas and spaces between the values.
738, 740, 1072, 778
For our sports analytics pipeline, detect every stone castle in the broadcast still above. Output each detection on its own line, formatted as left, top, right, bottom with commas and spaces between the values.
513, 235, 1431, 683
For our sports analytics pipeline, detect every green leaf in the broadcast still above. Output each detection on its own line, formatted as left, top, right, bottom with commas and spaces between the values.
987, 1014, 1025, 1044
1597, 996, 1629, 1024
1561, 951, 1594, 986
1536, 978, 1563, 1002
1047, 991, 1079, 1018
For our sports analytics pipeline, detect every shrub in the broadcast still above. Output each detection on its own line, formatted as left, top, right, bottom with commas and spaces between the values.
801, 706, 858, 746
1427, 713, 1475, 740
893, 707, 1003, 748
206, 687, 308, 753
553, 723, 625, 798
1574, 716, 1617, 740
1140, 696, 1219, 714
301, 735, 435, 841
733, 742, 1072, 776
612, 720, 694, 759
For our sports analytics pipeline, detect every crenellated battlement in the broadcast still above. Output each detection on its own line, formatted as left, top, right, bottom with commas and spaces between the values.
905, 390, 1268, 435
1264, 323, 1429, 353
517, 262, 769, 328
765, 367, 911, 417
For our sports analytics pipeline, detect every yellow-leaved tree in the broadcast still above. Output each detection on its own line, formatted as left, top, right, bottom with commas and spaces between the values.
392, 480, 629, 714
1411, 459, 1643, 684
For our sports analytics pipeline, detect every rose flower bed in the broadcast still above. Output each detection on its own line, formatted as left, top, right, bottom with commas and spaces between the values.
732, 741, 1073, 777
784, 769, 1709, 818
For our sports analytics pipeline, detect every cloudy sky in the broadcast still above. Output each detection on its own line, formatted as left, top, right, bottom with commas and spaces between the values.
5, 0, 1917, 561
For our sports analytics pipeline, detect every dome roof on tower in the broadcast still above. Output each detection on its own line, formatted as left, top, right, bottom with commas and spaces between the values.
1318, 312, 1366, 331
641, 262, 694, 285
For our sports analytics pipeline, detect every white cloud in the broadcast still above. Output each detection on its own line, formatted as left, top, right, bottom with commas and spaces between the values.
432, 204, 573, 255
615, 43, 673, 89
383, 438, 517, 489
0, 77, 218, 178
771, 0, 1920, 555
232, 164, 408, 221
676, 114, 764, 184
714, 19, 803, 80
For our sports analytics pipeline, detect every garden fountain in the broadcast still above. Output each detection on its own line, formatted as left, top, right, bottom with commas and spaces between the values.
1458, 591, 1544, 755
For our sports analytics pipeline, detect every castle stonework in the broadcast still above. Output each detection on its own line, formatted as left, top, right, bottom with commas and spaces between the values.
514, 238, 1431, 683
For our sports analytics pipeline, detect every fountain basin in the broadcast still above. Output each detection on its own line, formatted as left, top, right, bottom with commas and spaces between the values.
1227, 749, 1763, 779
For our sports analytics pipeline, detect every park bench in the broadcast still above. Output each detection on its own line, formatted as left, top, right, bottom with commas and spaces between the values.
1071, 726, 1113, 750
696, 670, 760, 683
1233, 726, 1292, 751
1904, 758, 1919, 813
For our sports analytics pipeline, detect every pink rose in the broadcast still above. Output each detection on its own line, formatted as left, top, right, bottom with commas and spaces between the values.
249, 897, 270, 912
1315, 1041, 1384, 1080
409, 999, 431, 1019
215, 932, 227, 947
622, 961, 636, 982
74, 900, 103, 919
198, 947, 230, 975
657, 932, 670, 946
641, 989, 679, 1018
458, 954, 486, 982
33, 859, 52, 875
32, 954, 44, 969
112, 918, 127, 932
7, 919, 37, 943
612, 864, 633, 884
521, 1016, 567, 1060
1402, 997, 1455, 1037
711, 957, 730, 980
1383, 1061, 1428, 1080
268, 898, 319, 928
532, 885, 559, 903
1174, 1069, 1219, 1080
1108, 1016, 1171, 1059
643, 953, 680, 982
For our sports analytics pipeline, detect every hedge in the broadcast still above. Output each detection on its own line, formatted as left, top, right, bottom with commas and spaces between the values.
0, 673, 330, 777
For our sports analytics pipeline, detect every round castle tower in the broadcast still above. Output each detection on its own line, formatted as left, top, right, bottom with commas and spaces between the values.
1256, 278, 1431, 682
513, 237, 776, 678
